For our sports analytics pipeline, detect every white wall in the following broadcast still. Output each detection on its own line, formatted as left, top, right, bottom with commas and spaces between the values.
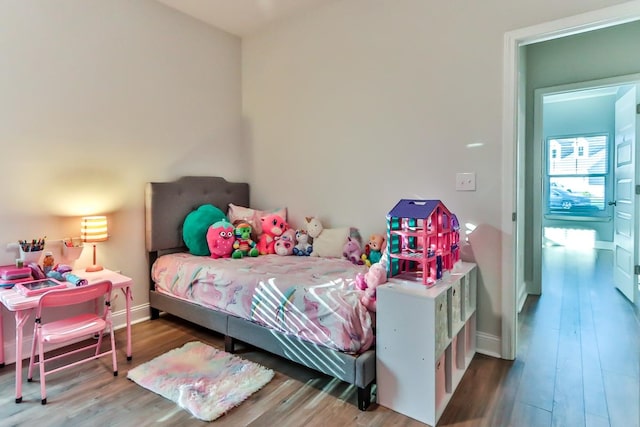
0, 0, 242, 362
242, 0, 633, 352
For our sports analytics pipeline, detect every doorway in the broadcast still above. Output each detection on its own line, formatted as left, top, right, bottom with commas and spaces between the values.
503, 3, 640, 360
532, 79, 640, 299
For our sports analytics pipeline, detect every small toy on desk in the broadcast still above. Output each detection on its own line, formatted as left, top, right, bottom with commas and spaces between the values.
56, 264, 72, 274
63, 273, 88, 287
28, 262, 46, 280
46, 264, 73, 281
231, 222, 259, 259
42, 251, 55, 275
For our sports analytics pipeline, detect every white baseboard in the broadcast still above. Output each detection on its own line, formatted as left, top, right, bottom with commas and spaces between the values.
517, 282, 529, 313
112, 302, 151, 330
2, 303, 151, 366
476, 331, 502, 358
594, 240, 614, 250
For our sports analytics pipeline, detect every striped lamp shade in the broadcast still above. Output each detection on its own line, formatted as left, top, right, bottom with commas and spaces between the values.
81, 216, 109, 243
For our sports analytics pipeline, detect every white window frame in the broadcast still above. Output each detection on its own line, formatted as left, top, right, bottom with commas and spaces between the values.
544, 133, 610, 218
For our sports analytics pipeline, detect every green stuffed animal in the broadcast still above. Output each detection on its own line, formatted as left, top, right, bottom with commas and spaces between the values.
232, 222, 259, 259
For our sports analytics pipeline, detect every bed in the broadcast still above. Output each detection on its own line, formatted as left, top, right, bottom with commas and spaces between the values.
145, 176, 376, 410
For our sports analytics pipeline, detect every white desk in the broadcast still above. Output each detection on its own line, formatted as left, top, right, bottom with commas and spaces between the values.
0, 268, 133, 403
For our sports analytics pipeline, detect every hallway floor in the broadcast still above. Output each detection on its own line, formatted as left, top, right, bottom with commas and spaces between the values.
439, 246, 639, 427
515, 247, 638, 426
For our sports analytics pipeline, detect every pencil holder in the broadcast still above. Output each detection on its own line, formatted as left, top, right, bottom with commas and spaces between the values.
19, 248, 43, 264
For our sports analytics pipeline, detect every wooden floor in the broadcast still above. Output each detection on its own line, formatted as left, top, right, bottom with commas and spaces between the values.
0, 247, 638, 426
509, 247, 639, 427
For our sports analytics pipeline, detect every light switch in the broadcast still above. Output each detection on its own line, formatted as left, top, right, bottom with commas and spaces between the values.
456, 172, 476, 191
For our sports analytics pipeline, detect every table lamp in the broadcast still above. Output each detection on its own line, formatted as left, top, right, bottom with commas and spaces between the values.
81, 215, 108, 272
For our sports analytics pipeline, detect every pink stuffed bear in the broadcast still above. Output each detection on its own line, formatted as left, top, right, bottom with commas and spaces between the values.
257, 214, 288, 255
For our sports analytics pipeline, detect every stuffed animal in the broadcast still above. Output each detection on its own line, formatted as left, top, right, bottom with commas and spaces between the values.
293, 229, 313, 256
274, 238, 294, 255
305, 217, 350, 258
361, 234, 386, 267
206, 220, 235, 259
274, 229, 296, 256
305, 216, 323, 239
355, 266, 386, 312
281, 228, 297, 242
355, 247, 389, 312
257, 214, 288, 255
343, 236, 364, 265
274, 238, 294, 256
232, 221, 259, 259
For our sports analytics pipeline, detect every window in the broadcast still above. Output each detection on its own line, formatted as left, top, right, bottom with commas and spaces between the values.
546, 135, 608, 214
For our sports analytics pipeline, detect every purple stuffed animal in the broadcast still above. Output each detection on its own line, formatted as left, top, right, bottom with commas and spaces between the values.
343, 236, 364, 265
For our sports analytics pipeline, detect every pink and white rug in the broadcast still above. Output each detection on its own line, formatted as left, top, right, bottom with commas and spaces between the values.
127, 341, 274, 421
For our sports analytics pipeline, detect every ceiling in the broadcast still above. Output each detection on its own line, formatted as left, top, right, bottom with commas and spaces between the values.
154, 0, 335, 37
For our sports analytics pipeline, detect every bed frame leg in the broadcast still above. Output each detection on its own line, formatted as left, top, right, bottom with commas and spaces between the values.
150, 307, 160, 320
357, 383, 372, 411
225, 336, 235, 353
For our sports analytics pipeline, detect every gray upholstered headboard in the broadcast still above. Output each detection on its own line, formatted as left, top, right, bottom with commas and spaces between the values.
145, 176, 250, 253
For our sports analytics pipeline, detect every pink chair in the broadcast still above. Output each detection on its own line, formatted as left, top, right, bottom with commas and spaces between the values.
27, 280, 118, 404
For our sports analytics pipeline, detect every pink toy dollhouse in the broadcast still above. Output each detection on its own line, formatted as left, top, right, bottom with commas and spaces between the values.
450, 213, 461, 264
386, 199, 460, 286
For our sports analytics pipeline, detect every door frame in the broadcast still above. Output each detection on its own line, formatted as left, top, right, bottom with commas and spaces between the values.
501, 1, 640, 360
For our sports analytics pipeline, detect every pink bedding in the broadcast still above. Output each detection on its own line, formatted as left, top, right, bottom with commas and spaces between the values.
152, 253, 374, 353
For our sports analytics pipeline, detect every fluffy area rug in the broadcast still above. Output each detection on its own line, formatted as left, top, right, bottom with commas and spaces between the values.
127, 341, 274, 421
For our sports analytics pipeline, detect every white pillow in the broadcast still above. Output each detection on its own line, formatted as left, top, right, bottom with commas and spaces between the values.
311, 227, 350, 258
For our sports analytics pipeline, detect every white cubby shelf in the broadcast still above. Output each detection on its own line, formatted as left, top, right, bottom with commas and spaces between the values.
376, 262, 477, 426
